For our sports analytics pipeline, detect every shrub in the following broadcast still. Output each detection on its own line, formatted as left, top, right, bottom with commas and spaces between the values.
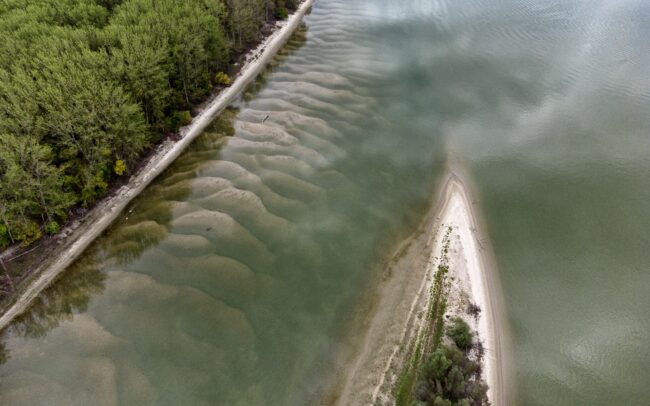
14, 219, 41, 246
81, 172, 109, 205
443, 343, 465, 366
168, 110, 193, 131
285, 0, 298, 10
445, 366, 466, 399
413, 381, 430, 402
432, 397, 452, 406
215, 71, 231, 86
275, 6, 288, 19
424, 349, 452, 381
466, 380, 489, 403
44, 221, 60, 235
446, 317, 473, 350
0, 224, 10, 248
114, 159, 127, 176
467, 302, 481, 317
177, 110, 192, 126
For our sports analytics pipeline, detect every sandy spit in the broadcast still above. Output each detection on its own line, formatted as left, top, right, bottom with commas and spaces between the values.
0, 0, 314, 331
333, 167, 512, 405
436, 168, 511, 405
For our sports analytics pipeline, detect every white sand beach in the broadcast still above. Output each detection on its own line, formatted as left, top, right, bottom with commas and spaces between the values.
436, 171, 509, 405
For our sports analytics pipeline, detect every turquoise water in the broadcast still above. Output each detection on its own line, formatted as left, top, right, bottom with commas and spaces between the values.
2, 0, 650, 404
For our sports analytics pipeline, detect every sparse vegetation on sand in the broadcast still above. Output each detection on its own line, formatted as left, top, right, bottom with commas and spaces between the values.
395, 227, 489, 406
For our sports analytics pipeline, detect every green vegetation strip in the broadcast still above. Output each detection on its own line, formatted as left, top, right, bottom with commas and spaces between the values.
394, 227, 489, 406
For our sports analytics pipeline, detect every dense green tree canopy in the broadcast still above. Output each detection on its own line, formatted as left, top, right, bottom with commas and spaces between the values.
0, 0, 298, 248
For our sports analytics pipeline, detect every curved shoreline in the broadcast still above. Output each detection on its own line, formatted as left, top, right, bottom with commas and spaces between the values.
439, 168, 510, 405
333, 166, 512, 405
0, 0, 314, 331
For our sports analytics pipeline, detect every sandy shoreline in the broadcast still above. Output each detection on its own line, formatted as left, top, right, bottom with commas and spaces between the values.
437, 169, 510, 405
333, 166, 511, 405
0, 0, 314, 331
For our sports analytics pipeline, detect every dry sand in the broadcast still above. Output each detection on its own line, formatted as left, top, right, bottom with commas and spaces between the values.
436, 169, 510, 405
0, 0, 314, 331
333, 167, 512, 405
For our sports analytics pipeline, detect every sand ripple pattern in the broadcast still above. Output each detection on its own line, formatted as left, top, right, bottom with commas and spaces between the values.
0, 1, 400, 405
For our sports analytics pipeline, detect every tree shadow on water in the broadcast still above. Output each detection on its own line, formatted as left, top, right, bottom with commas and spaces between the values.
0, 106, 244, 367
0, 261, 106, 365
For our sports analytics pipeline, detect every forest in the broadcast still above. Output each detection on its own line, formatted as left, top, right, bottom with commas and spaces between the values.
0, 0, 298, 248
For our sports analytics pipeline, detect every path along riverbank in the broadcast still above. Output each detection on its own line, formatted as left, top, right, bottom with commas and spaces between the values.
333, 166, 512, 405
0, 0, 314, 331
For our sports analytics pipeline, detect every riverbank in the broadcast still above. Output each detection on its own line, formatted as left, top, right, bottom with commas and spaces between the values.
0, 0, 314, 331
333, 166, 511, 405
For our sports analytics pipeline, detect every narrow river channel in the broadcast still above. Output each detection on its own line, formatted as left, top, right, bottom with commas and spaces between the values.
2, 0, 650, 404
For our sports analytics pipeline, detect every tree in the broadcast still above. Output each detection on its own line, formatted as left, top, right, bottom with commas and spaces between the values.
432, 397, 452, 406
445, 365, 466, 400
31, 48, 148, 203
0, 134, 75, 244
107, 26, 171, 125
226, 0, 264, 50
425, 348, 452, 381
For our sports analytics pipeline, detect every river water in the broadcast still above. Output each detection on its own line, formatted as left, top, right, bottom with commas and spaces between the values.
1, 0, 649, 404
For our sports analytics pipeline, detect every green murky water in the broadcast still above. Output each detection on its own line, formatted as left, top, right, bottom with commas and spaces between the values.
2, 0, 650, 404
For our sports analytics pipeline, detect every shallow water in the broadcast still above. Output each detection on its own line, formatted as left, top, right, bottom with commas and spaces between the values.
2, 0, 650, 404
0, 3, 444, 404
